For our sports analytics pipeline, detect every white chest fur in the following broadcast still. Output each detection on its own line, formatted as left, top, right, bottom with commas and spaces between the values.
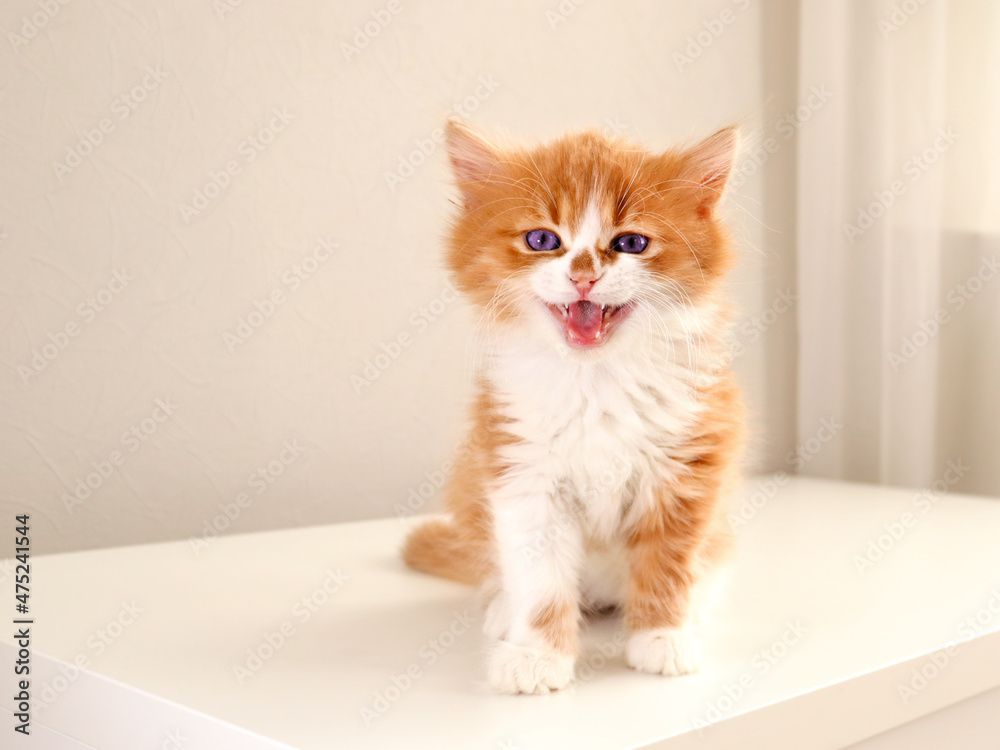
486, 331, 709, 540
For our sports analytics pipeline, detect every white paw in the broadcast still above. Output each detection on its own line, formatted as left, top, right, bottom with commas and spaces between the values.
626, 627, 701, 675
488, 640, 575, 695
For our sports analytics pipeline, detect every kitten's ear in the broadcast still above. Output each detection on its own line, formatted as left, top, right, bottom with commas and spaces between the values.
680, 126, 740, 215
444, 120, 503, 209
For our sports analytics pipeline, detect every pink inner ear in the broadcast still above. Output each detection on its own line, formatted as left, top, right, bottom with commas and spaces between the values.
445, 122, 501, 186
684, 127, 739, 209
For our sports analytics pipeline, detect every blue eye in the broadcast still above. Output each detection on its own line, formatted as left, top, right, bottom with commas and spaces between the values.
611, 234, 649, 254
524, 229, 562, 251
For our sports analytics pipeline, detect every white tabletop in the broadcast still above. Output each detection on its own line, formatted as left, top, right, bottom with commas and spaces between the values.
3, 477, 1000, 749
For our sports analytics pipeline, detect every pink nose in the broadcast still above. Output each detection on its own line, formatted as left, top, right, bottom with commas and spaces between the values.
570, 273, 599, 298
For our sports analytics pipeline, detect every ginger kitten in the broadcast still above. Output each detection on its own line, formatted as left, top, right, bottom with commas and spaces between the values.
403, 121, 746, 694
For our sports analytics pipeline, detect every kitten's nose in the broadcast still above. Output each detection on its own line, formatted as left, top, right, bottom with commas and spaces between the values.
569, 272, 600, 298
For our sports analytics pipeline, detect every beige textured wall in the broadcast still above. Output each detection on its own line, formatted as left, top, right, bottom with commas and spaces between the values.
0, 0, 798, 553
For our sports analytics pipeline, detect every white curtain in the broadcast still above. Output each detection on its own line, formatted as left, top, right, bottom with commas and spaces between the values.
795, 1, 1000, 495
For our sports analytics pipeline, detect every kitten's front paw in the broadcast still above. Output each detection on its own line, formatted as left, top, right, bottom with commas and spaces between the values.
626, 627, 701, 675
488, 641, 575, 695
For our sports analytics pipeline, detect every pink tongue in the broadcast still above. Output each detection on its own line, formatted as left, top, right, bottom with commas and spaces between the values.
566, 300, 603, 344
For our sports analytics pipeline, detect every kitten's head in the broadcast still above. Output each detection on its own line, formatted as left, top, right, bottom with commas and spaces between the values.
443, 121, 738, 355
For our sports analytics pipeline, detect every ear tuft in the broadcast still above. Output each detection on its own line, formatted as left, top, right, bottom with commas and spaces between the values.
444, 120, 503, 207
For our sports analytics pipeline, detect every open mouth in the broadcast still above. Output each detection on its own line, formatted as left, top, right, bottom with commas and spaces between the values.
544, 299, 634, 348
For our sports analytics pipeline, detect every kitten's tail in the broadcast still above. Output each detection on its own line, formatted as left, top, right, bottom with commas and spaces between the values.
402, 518, 489, 585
